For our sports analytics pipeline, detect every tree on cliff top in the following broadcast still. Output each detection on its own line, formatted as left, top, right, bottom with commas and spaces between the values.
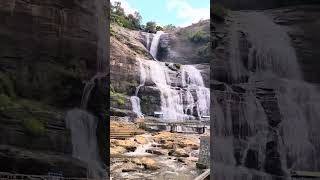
146, 21, 157, 33
110, 2, 142, 30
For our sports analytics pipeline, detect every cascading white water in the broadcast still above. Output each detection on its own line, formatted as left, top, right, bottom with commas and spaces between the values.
145, 33, 151, 51
130, 57, 147, 118
68, 1, 107, 179
130, 96, 143, 118
125, 134, 154, 156
150, 31, 164, 59
66, 109, 104, 179
213, 11, 320, 180
131, 32, 210, 121
182, 65, 210, 118
146, 60, 186, 121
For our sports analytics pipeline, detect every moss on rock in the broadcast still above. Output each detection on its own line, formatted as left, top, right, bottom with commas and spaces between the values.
22, 118, 47, 136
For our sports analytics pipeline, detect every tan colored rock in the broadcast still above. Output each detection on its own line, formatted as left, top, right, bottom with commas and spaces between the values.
169, 148, 189, 157
140, 157, 160, 170
110, 146, 127, 155
121, 162, 138, 172
135, 135, 148, 144
178, 139, 199, 150
112, 139, 137, 151
146, 148, 167, 155
132, 157, 160, 170
160, 142, 175, 149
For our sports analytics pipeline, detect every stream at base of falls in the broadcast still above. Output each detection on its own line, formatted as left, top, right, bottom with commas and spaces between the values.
110, 132, 203, 180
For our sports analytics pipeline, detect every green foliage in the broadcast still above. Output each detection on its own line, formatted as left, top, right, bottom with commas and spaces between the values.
146, 21, 157, 33
0, 94, 12, 108
197, 43, 210, 57
174, 63, 181, 70
163, 24, 176, 31
110, 2, 142, 30
127, 80, 139, 87
189, 30, 209, 43
212, 3, 227, 21
0, 72, 15, 98
156, 26, 164, 31
110, 88, 126, 106
22, 119, 46, 136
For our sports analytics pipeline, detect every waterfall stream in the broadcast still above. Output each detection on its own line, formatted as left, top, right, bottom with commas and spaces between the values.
131, 57, 147, 118
66, 109, 104, 179
213, 11, 320, 180
150, 31, 164, 59
67, 0, 107, 178
130, 31, 210, 122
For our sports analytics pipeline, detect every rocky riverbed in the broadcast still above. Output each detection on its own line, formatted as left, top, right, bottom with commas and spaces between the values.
110, 121, 208, 179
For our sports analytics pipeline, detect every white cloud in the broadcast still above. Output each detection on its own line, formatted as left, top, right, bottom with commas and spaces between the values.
166, 0, 209, 27
110, 0, 137, 15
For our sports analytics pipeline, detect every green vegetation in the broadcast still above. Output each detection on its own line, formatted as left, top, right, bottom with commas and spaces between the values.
174, 63, 181, 70
110, 87, 127, 106
212, 3, 227, 21
22, 118, 46, 136
111, 2, 142, 30
146, 21, 157, 33
0, 94, 13, 109
163, 24, 176, 31
110, 2, 173, 33
0, 72, 15, 98
127, 80, 139, 87
156, 26, 164, 31
189, 30, 209, 43
198, 43, 210, 57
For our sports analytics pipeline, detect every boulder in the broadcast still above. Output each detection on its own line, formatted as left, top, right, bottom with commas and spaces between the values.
146, 148, 167, 155
169, 148, 189, 157
110, 146, 127, 156
138, 86, 161, 116
111, 139, 137, 152
140, 157, 160, 170
135, 135, 148, 144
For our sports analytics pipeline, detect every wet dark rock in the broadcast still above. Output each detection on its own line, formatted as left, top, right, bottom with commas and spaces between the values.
0, 145, 88, 177
245, 149, 260, 170
158, 21, 210, 64
138, 86, 161, 116
146, 148, 167, 155
267, 5, 320, 84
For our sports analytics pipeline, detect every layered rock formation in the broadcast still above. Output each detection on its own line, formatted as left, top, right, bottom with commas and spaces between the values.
214, 0, 320, 10
0, 0, 108, 177
211, 5, 320, 180
110, 22, 210, 120
158, 20, 210, 65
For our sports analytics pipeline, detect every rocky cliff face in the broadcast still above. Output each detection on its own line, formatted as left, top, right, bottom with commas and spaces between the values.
214, 0, 320, 10
0, 0, 108, 177
267, 5, 320, 84
110, 24, 151, 117
212, 5, 320, 179
110, 22, 210, 119
157, 20, 210, 65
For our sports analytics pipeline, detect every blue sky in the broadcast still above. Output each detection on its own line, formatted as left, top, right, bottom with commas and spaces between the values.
110, 0, 210, 27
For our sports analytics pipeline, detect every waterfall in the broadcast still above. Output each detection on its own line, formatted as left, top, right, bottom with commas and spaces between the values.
141, 61, 209, 121
150, 31, 164, 59
67, 1, 107, 179
182, 65, 210, 118
66, 109, 105, 179
146, 60, 186, 121
133, 32, 210, 121
130, 96, 143, 118
213, 11, 320, 180
145, 33, 151, 51
81, 0, 107, 109
130, 57, 146, 118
